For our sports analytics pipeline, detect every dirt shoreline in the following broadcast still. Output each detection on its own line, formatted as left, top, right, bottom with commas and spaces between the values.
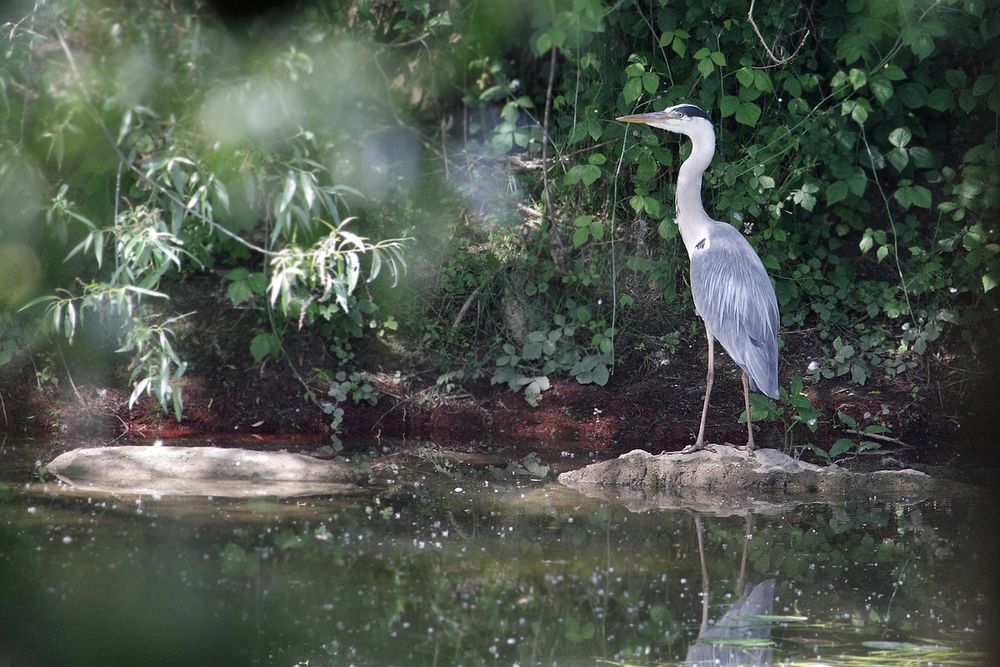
0, 353, 981, 473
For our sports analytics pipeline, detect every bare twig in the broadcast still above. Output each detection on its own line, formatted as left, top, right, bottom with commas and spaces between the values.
0, 392, 7, 431
540, 43, 565, 271
845, 429, 913, 448
451, 283, 486, 330
747, 0, 810, 67
517, 203, 543, 219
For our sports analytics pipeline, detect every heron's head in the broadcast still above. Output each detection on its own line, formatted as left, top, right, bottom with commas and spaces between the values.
616, 104, 713, 136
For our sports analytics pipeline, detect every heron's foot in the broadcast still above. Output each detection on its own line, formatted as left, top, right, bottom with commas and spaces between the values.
680, 441, 714, 454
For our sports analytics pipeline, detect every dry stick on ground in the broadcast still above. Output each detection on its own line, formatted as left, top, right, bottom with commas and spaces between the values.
451, 283, 486, 330
747, 0, 810, 67
844, 429, 913, 448
540, 45, 565, 272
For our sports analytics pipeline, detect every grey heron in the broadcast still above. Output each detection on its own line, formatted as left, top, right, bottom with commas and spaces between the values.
618, 104, 780, 452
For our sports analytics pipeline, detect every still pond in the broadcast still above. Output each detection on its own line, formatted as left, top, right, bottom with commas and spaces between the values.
0, 440, 991, 666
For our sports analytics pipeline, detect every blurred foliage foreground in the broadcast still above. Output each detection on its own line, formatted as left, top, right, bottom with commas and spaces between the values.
0, 0, 997, 450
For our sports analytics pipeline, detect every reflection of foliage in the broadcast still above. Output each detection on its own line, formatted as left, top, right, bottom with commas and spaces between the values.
0, 463, 986, 664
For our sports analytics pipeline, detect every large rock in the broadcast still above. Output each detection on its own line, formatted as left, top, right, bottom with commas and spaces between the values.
47, 446, 363, 498
558, 447, 973, 514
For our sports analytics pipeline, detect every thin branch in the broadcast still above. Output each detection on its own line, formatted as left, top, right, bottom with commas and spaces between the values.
541, 43, 565, 270
747, 0, 810, 66
844, 429, 913, 448
860, 126, 915, 322
451, 283, 486, 330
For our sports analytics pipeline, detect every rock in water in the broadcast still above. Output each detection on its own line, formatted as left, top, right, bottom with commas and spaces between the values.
47, 446, 363, 497
558, 447, 973, 514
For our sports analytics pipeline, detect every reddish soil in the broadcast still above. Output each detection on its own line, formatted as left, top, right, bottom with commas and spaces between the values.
0, 337, 959, 468
1, 273, 987, 468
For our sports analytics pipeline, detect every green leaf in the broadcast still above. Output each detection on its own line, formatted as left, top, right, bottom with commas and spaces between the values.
753, 69, 772, 92
827, 181, 849, 205
657, 219, 677, 240
829, 438, 854, 458
572, 226, 590, 247
945, 69, 967, 88
590, 221, 605, 240
719, 95, 739, 117
870, 76, 893, 103
983, 273, 998, 293
735, 102, 761, 127
623, 77, 643, 104
736, 68, 754, 87
697, 58, 714, 77
876, 245, 889, 263
710, 51, 726, 66
642, 72, 659, 94
836, 410, 858, 429
888, 127, 912, 148
850, 363, 868, 385
909, 146, 934, 168
972, 74, 996, 97
250, 333, 279, 363
887, 147, 908, 172
859, 229, 874, 253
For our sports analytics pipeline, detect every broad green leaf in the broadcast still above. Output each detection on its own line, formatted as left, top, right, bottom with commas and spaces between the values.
888, 127, 912, 148
250, 333, 279, 362
827, 181, 849, 205
623, 77, 643, 104
719, 95, 739, 117
829, 438, 854, 458
522, 342, 542, 360
642, 72, 659, 94
735, 102, 761, 127
887, 147, 908, 172
972, 74, 996, 96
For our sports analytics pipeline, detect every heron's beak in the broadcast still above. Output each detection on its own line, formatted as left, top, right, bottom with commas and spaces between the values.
616, 113, 659, 124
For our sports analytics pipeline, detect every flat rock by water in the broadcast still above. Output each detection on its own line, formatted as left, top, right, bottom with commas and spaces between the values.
47, 446, 363, 498
558, 447, 973, 514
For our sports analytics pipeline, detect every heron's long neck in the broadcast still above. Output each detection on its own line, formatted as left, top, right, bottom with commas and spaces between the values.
675, 127, 716, 256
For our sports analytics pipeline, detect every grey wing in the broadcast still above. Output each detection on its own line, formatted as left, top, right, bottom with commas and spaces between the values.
690, 224, 780, 399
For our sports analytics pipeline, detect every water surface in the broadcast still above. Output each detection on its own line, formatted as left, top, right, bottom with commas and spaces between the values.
0, 440, 991, 666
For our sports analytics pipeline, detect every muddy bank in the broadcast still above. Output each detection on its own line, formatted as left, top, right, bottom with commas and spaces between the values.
0, 359, 941, 455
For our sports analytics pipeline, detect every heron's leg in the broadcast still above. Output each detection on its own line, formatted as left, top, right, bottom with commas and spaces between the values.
740, 372, 755, 451
683, 327, 714, 453
695, 516, 710, 634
